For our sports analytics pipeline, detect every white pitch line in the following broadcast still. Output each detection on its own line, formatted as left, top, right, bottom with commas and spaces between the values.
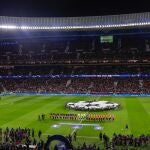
70, 97, 100, 135
59, 122, 100, 127
70, 96, 101, 136
42, 134, 99, 139
77, 136, 99, 139
71, 119, 83, 136
71, 112, 89, 136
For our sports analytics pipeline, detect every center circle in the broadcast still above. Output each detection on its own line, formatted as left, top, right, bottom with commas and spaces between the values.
66, 100, 119, 111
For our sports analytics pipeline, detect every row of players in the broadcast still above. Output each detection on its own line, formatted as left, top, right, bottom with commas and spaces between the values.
49, 113, 115, 121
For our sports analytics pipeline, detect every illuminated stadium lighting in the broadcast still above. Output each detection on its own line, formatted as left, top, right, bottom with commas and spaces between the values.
0, 25, 18, 29
0, 22, 150, 31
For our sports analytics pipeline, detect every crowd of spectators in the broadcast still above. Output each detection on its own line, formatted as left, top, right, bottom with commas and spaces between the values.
0, 37, 150, 149
0, 127, 150, 150
112, 134, 150, 148
74, 143, 99, 150
0, 127, 42, 149
74, 133, 150, 150
0, 77, 150, 94
0, 52, 149, 65
0, 66, 150, 76
0, 37, 150, 65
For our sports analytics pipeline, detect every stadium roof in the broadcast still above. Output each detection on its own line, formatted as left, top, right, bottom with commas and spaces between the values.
1, 12, 150, 31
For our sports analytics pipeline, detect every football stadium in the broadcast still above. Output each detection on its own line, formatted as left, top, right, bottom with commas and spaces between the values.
0, 12, 150, 149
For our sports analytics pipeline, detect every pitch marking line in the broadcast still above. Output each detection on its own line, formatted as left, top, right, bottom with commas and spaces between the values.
59, 122, 100, 127
77, 136, 99, 139
71, 112, 89, 136
42, 133, 98, 139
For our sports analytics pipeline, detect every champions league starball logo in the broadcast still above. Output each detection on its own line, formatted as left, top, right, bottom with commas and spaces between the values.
66, 100, 119, 111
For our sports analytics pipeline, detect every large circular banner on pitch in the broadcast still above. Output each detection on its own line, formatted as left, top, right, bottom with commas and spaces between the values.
66, 100, 119, 111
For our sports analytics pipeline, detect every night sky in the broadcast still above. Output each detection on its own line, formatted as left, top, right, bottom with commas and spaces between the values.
0, 0, 149, 17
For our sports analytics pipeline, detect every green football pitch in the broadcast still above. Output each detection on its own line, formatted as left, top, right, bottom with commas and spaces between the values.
0, 95, 150, 146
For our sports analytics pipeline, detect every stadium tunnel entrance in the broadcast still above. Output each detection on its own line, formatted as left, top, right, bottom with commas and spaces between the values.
45, 135, 72, 150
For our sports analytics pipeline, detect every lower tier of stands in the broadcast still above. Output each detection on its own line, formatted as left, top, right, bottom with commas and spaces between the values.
0, 77, 150, 94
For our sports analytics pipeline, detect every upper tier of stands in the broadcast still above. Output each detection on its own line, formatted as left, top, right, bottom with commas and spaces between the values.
0, 36, 150, 65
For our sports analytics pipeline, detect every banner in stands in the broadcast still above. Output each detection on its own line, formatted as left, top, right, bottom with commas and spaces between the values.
0, 74, 150, 79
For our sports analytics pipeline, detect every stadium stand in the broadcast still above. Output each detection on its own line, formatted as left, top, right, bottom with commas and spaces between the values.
0, 12, 150, 149
0, 77, 150, 94
0, 36, 150, 65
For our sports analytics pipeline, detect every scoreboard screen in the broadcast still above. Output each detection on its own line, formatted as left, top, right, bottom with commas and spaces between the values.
100, 36, 113, 43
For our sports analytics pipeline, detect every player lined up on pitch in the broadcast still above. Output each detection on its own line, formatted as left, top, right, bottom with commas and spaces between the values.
49, 113, 115, 122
